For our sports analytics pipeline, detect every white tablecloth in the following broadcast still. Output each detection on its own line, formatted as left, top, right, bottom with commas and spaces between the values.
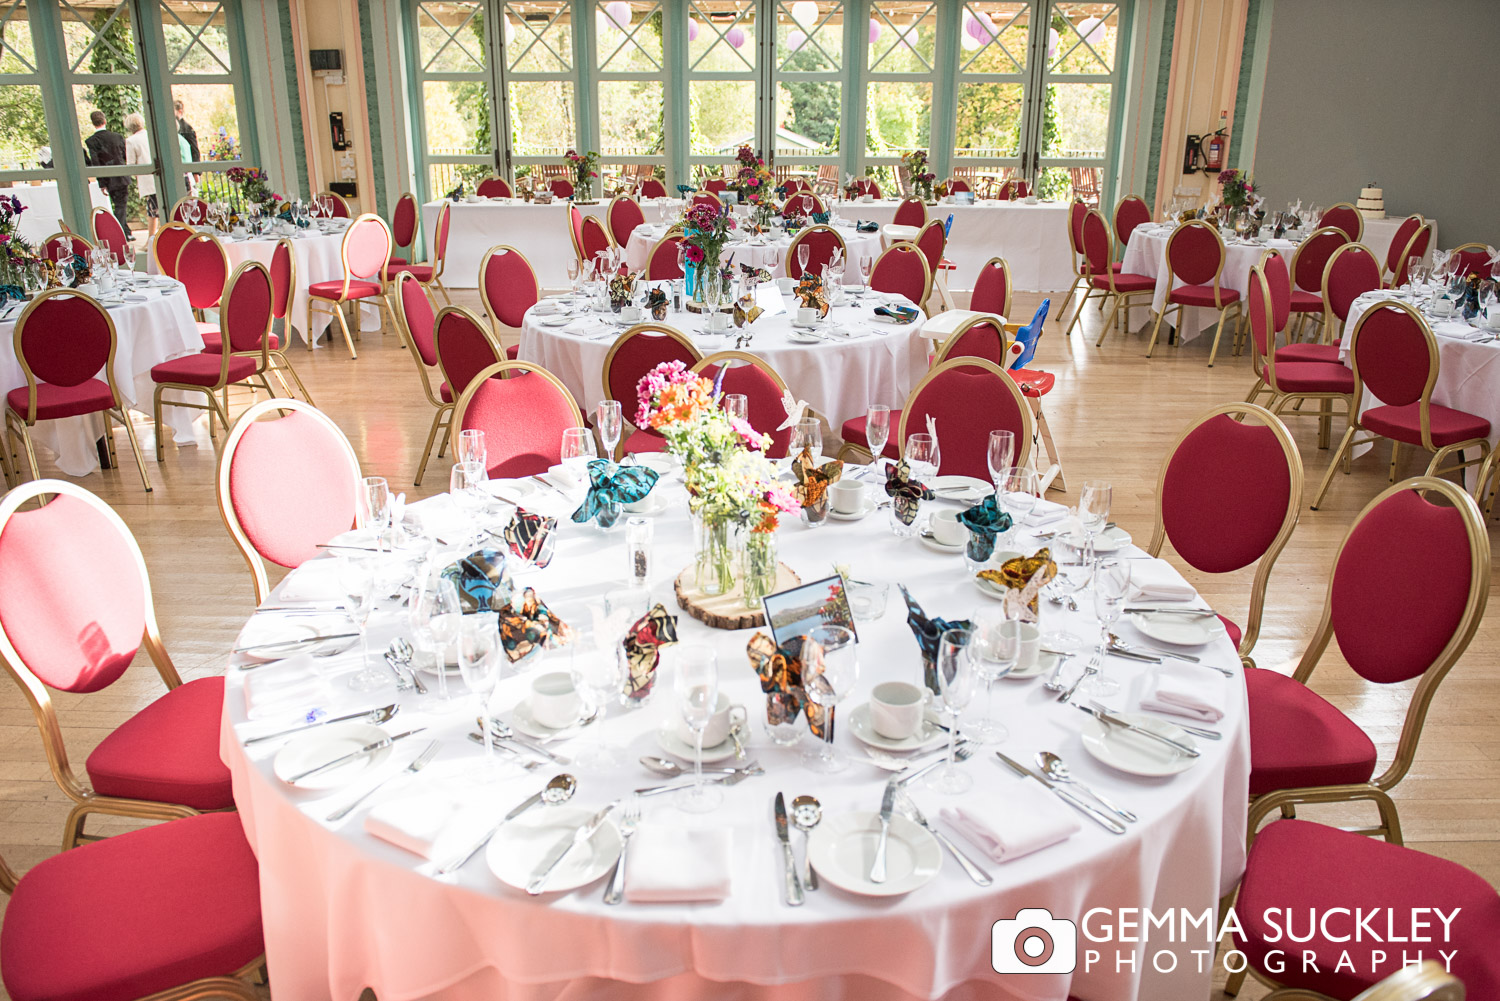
421, 199, 623, 291
624, 224, 883, 279
1359, 215, 1439, 269
4, 181, 109, 245
220, 488, 1249, 1001
517, 285, 930, 426
0, 281, 201, 475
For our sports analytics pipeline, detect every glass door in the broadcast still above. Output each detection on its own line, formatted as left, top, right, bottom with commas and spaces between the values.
765, 0, 842, 182
1030, 1, 1120, 202
590, 0, 666, 189
685, 0, 760, 180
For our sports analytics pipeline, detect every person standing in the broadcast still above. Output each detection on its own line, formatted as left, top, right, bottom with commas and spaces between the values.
124, 113, 157, 240
175, 100, 199, 163
83, 110, 130, 238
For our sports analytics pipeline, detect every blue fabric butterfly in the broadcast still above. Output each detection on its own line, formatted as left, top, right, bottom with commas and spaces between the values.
957, 495, 1013, 563
855, 220, 878, 233
898, 585, 971, 696
677, 184, 697, 195
440, 548, 513, 614
570, 459, 660, 528
811, 211, 830, 225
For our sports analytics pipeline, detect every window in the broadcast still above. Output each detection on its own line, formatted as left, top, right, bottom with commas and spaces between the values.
686, 0, 757, 172
593, 0, 664, 185
158, 0, 253, 203
771, 0, 842, 179
864, 0, 934, 192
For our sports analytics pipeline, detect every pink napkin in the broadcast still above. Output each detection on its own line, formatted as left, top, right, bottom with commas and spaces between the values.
939, 782, 1080, 862
625, 826, 732, 902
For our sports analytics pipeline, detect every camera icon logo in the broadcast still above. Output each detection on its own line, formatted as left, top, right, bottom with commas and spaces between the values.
992, 908, 1078, 974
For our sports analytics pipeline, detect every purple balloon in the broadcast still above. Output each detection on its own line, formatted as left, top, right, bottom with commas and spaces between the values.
787, 29, 806, 51
1047, 26, 1058, 57
976, 12, 996, 42
726, 25, 746, 47
688, 16, 699, 41
868, 18, 881, 44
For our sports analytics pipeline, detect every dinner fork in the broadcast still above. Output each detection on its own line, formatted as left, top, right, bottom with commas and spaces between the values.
1057, 651, 1101, 704
603, 799, 640, 905
896, 745, 973, 786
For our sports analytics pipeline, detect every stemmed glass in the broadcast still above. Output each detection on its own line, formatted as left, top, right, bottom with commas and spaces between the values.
764, 245, 781, 275
596, 400, 623, 460
567, 257, 581, 296
338, 555, 387, 692
997, 466, 1038, 548
1084, 559, 1133, 698
410, 573, 462, 708
905, 432, 938, 482
1077, 479, 1112, 577
1407, 261, 1428, 302
929, 627, 977, 794
986, 431, 1016, 497
458, 613, 503, 774
800, 624, 858, 773
675, 645, 723, 812
569, 625, 627, 767
789, 417, 822, 459
449, 462, 489, 548
361, 476, 391, 552
560, 426, 596, 484
796, 243, 811, 277
859, 254, 873, 289
456, 429, 487, 474
866, 405, 891, 470
968, 607, 1019, 743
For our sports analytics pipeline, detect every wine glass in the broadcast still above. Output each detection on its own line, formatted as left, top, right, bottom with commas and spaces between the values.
674, 645, 723, 812
866, 405, 891, 468
800, 624, 858, 773
905, 432, 938, 482
560, 426, 596, 484
596, 400, 623, 459
361, 476, 391, 552
456, 429, 487, 474
928, 627, 977, 794
859, 254, 873, 288
338, 555, 387, 692
569, 625, 626, 766
796, 242, 811, 276
764, 245, 781, 276
986, 431, 1016, 496
968, 607, 1019, 743
458, 612, 503, 773
410, 573, 462, 707
1078, 480, 1112, 575
449, 463, 488, 548
789, 417, 822, 459
723, 393, 748, 422
567, 257, 581, 295
1084, 559, 1133, 698
997, 466, 1038, 545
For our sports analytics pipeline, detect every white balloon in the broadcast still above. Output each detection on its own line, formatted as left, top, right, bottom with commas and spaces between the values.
787, 28, 806, 51
790, 0, 819, 29
503, 13, 516, 45
1077, 16, 1104, 46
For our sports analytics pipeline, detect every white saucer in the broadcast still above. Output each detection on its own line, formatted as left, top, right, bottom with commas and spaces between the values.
486, 804, 622, 894
1128, 611, 1217, 647
655, 727, 739, 764
846, 702, 946, 752
621, 488, 670, 516
538, 314, 571, 327
807, 811, 941, 897
635, 453, 681, 478
828, 497, 878, 521
1060, 525, 1133, 553
273, 723, 393, 790
1080, 711, 1198, 777
512, 700, 588, 741
787, 331, 823, 344
973, 574, 1007, 601
1005, 649, 1061, 681
918, 530, 966, 555
486, 479, 535, 505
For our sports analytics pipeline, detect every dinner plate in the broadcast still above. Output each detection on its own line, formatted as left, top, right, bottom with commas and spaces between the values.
1128, 611, 1217, 647
235, 615, 353, 662
808, 811, 941, 897
486, 804, 623, 894
655, 727, 738, 764
929, 475, 991, 503
635, 453, 680, 478
486, 479, 535, 505
272, 723, 393, 790
846, 702, 946, 752
827, 497, 878, 521
1060, 525, 1132, 553
538, 314, 571, 327
786, 331, 823, 344
1080, 712, 1198, 777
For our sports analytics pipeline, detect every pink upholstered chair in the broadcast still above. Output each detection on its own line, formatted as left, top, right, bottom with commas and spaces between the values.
203, 239, 311, 403
913, 220, 957, 311
0, 811, 266, 1001
89, 206, 129, 265
1448, 242, 1493, 279
1111, 194, 1151, 253
217, 398, 362, 601
892, 197, 926, 228
605, 324, 702, 456
639, 178, 667, 199
40, 231, 91, 264
150, 221, 194, 279
1080, 208, 1156, 345
175, 232, 229, 346
896, 357, 1034, 478
970, 256, 1012, 319
0, 479, 233, 846
692, 351, 797, 458
394, 273, 449, 485
1284, 226, 1348, 342
1245, 476, 1488, 844
307, 213, 393, 359
1146, 403, 1302, 667
646, 231, 686, 281
384, 200, 451, 306
1312, 302, 1491, 509
607, 194, 646, 247
786, 225, 847, 279
1145, 219, 1242, 365
783, 192, 826, 217
479, 244, 539, 351
1381, 214, 1426, 285
451, 360, 583, 479
4, 290, 151, 492
386, 192, 418, 267
476, 175, 513, 198
434, 305, 505, 413
869, 242, 931, 308
1318, 202, 1364, 242
854, 178, 881, 199
318, 192, 352, 218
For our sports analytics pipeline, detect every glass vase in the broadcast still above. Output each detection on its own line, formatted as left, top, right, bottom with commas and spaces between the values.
741, 531, 778, 609
693, 511, 737, 596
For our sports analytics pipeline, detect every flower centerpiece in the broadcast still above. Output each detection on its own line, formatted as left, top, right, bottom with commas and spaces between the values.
1217, 168, 1256, 229
902, 149, 936, 203
205, 127, 239, 162
733, 146, 779, 232
564, 149, 601, 203
682, 200, 737, 306
225, 166, 276, 210
0, 194, 35, 300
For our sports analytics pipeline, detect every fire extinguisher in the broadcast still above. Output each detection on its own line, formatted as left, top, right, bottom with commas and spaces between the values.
1203, 110, 1229, 173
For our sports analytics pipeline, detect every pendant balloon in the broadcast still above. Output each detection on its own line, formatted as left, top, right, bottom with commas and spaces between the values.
790, 0, 818, 29
787, 28, 806, 51
688, 16, 700, 41
868, 18, 881, 43
1077, 16, 1104, 46
726, 25, 746, 48
1047, 26, 1058, 58
605, 0, 631, 28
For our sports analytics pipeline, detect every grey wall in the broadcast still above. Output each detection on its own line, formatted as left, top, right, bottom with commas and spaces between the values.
1253, 0, 1500, 248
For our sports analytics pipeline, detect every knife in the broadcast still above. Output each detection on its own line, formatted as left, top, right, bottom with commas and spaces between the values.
994, 751, 1127, 835
526, 802, 617, 895
1078, 705, 1201, 758
1093, 702, 1222, 741
1106, 644, 1162, 664
899, 790, 992, 886
1113, 638, 1201, 664
437, 782, 554, 875
1124, 607, 1217, 617
246, 704, 398, 745
286, 728, 426, 784
870, 781, 897, 883
326, 740, 440, 821
232, 631, 358, 655
774, 792, 805, 906
633, 767, 762, 797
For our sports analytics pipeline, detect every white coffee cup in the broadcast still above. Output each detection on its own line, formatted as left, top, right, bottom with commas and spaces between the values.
675, 691, 747, 747
796, 306, 818, 326
930, 508, 966, 546
621, 305, 642, 322
998, 620, 1041, 674
829, 479, 866, 514
870, 681, 929, 740
776, 277, 795, 294
529, 671, 582, 729
708, 311, 730, 332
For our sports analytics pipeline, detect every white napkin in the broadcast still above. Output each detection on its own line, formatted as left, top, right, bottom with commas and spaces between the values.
1023, 497, 1070, 527
365, 792, 460, 858
1140, 662, 1226, 723
276, 561, 345, 603
563, 316, 611, 337
241, 657, 335, 719
939, 782, 1081, 862
533, 300, 564, 315
624, 826, 733, 902
1127, 560, 1197, 602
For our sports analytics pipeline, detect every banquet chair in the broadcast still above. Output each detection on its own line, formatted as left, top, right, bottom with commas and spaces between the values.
318, 191, 352, 218
1144, 219, 1243, 366
5, 290, 151, 494
150, 221, 194, 278
813, 164, 839, 196
1058, 198, 1120, 331
435, 305, 506, 415
176, 232, 230, 347
945, 178, 971, 194
476, 175, 513, 198
383, 199, 451, 305
691, 351, 796, 458
393, 273, 450, 485
1081, 208, 1156, 346
217, 398, 362, 602
639, 177, 667, 199
914, 219, 957, 312
607, 193, 647, 247
780, 176, 809, 195
574, 215, 615, 273
478, 244, 535, 363
1245, 476, 1487, 846
152, 261, 276, 455
930, 313, 1011, 368
1313, 242, 1383, 353
703, 178, 729, 195
1145, 403, 1302, 668
854, 177, 881, 199
1111, 194, 1151, 257
385, 191, 419, 270
0, 478, 234, 847
89, 206, 130, 266
605, 324, 702, 456
550, 177, 577, 199
40, 231, 91, 264
1318, 202, 1364, 242
892, 197, 926, 228
306, 212, 394, 360
1380, 214, 1428, 286
0, 811, 266, 1001
169, 196, 207, 224
786, 225, 847, 279
202, 240, 312, 404
896, 357, 1034, 479
1447, 242, 1493, 278
996, 178, 1031, 200
1311, 302, 1491, 509
646, 229, 686, 280
690, 192, 722, 213
1283, 227, 1348, 344
451, 360, 583, 479
970, 256, 1012, 319
869, 242, 932, 311
784, 192, 826, 217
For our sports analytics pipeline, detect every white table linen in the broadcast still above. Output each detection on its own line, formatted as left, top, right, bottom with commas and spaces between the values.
6, 181, 109, 245
1359, 215, 1438, 270
421, 198, 626, 291
623, 224, 882, 280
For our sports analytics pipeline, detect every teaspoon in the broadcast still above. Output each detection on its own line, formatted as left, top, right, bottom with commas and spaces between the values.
791, 795, 822, 890
1036, 751, 1136, 824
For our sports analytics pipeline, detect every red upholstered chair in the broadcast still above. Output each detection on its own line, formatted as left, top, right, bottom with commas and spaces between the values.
393, 273, 449, 485
869, 242, 931, 308
945, 178, 971, 193
605, 324, 702, 456
150, 221, 193, 278
1282, 242, 1386, 368
152, 261, 275, 455
1318, 201, 1364, 241
386, 191, 418, 267
780, 177, 809, 194
0, 811, 266, 1001
452, 360, 583, 479
551, 177, 577, 199
1284, 226, 1348, 343
0, 479, 234, 847
1111, 194, 1151, 255
913, 219, 957, 312
170, 196, 207, 224
307, 213, 393, 359
970, 256, 1012, 319
854, 178, 881, 199
786, 225, 847, 279
1079, 208, 1156, 345
384, 199, 451, 303
783, 192, 826, 217
578, 215, 615, 273
646, 230, 686, 280
318, 192, 352, 218
703, 178, 729, 195
639, 178, 667, 199
1381, 213, 1425, 286
204, 239, 311, 403
896, 357, 1034, 478
176, 231, 229, 348
1058, 199, 1120, 332
931, 313, 1009, 369
1145, 403, 1302, 667
4, 290, 151, 493
1144, 219, 1243, 365
1312, 302, 1491, 509
607, 193, 646, 247
479, 244, 539, 355
1246, 476, 1488, 842
217, 398, 362, 602
435, 305, 505, 420
476, 175, 513, 198
1231, 819, 1500, 1000
89, 206, 129, 265
892, 197, 926, 228
40, 231, 91, 264
996, 178, 1030, 200
690, 192, 721, 213
1448, 242, 1492, 279
692, 351, 796, 458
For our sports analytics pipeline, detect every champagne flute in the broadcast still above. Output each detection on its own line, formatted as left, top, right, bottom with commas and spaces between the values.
560, 426, 597, 484
675, 645, 723, 812
449, 463, 488, 548
596, 400, 623, 459
338, 555, 386, 692
986, 431, 1016, 496
765, 245, 781, 276
567, 257, 581, 295
456, 429, 487, 475
361, 476, 391, 552
928, 627, 977, 794
860, 254, 873, 288
1077, 479, 1112, 578
968, 607, 1019, 743
458, 613, 503, 774
796, 242, 811, 277
800, 624, 858, 773
1084, 559, 1132, 698
410, 574, 462, 707
866, 405, 891, 467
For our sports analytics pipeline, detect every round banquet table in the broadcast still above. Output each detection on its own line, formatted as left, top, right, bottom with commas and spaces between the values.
220, 482, 1250, 1001
623, 223, 883, 279
0, 277, 201, 475
516, 284, 931, 427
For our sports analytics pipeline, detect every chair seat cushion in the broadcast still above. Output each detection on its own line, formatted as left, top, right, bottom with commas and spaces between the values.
622, 427, 670, 454
1009, 369, 1054, 397
6, 380, 116, 420
202, 332, 280, 353
0, 811, 263, 1001
85, 677, 233, 810
151, 354, 257, 388
386, 254, 408, 266
307, 279, 382, 300
1288, 289, 1324, 312
1276, 341, 1340, 363
1091, 273, 1155, 293
1168, 284, 1240, 307
1235, 819, 1500, 999
839, 414, 900, 459
382, 263, 434, 282
1261, 361, 1354, 395
1246, 668, 1377, 797
1219, 614, 1241, 649
1362, 403, 1491, 447
505, 344, 519, 360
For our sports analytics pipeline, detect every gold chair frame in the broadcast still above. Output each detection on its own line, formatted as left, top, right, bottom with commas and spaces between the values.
1082, 208, 1155, 345
306, 212, 395, 360
434, 302, 506, 407
150, 220, 195, 276
1283, 226, 1347, 343
1320, 201, 1365, 242
391, 273, 451, 485
602, 322, 702, 455
479, 243, 540, 343
644, 226, 686, 280
974, 256, 1013, 319
262, 237, 313, 402
317, 190, 352, 217
871, 242, 933, 314
449, 360, 585, 447
1057, 200, 1095, 333
785, 224, 847, 279
894, 356, 1036, 472
1145, 219, 1244, 366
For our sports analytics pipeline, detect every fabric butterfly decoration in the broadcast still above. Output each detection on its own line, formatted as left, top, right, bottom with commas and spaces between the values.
503, 508, 557, 568
884, 460, 933, 527
446, 183, 464, 201
898, 584, 972, 696
957, 495, 1013, 564
855, 220, 878, 233
775, 387, 811, 431
794, 273, 828, 317
747, 632, 806, 727
977, 549, 1058, 621
646, 287, 668, 321
811, 211, 830, 225
608, 270, 637, 309
570, 458, 659, 528
622, 604, 679, 701
676, 184, 697, 195
498, 587, 573, 663
791, 446, 842, 512
925, 414, 939, 452
732, 293, 763, 328
439, 548, 514, 614
739, 263, 773, 285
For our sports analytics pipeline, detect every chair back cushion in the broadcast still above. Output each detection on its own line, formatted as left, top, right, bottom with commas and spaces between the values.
459, 369, 579, 478
1262, 250, 1291, 333
1351, 304, 1431, 407
1451, 246, 1491, 279
481, 247, 539, 329
893, 198, 926, 228
1113, 196, 1151, 247
915, 220, 945, 276
608, 197, 646, 247
42, 234, 90, 264
581, 216, 612, 264
640, 178, 667, 199
704, 179, 728, 194
1247, 267, 1273, 361
436, 308, 502, 400
785, 192, 825, 216
855, 178, 881, 198
270, 240, 294, 320
476, 177, 512, 198
153, 225, 193, 279
1067, 200, 1086, 255
609, 329, 700, 419
399, 274, 438, 366
940, 319, 1006, 366
647, 235, 685, 280
391, 193, 418, 248
947, 179, 971, 193
1389, 225, 1430, 287
1165, 222, 1222, 286
91, 208, 129, 265
549, 178, 575, 198
971, 258, 1011, 317
1292, 228, 1348, 294
224, 264, 273, 354
904, 363, 1029, 479
1385, 215, 1422, 275
691, 193, 721, 213
171, 198, 204, 223
787, 226, 846, 279
870, 245, 928, 304
433, 203, 452, 263
344, 216, 391, 280
177, 235, 227, 309
1324, 244, 1381, 322
1081, 210, 1113, 278
695, 359, 792, 457
1319, 204, 1362, 241
1010, 299, 1050, 369
323, 194, 351, 218
19, 293, 112, 388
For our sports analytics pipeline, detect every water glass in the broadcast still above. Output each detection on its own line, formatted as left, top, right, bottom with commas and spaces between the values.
723, 393, 749, 422
410, 574, 462, 706
928, 628, 976, 794
800, 624, 858, 773
1083, 559, 1132, 698
789, 417, 822, 459
458, 613, 503, 772
338, 555, 386, 692
905, 432, 938, 482
1078, 479, 1112, 574
595, 400, 623, 459
674, 645, 723, 812
560, 427, 596, 482
968, 608, 1019, 743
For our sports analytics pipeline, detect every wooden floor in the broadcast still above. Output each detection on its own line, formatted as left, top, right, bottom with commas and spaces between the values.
1, 283, 1496, 1001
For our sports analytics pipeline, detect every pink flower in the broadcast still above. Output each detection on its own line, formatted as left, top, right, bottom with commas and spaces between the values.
684, 244, 705, 264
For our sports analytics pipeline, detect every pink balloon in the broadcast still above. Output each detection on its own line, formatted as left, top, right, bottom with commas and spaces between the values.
787, 29, 806, 51
688, 16, 699, 41
976, 12, 996, 42
605, 0, 631, 28
868, 18, 881, 44
1047, 26, 1058, 57
726, 25, 746, 47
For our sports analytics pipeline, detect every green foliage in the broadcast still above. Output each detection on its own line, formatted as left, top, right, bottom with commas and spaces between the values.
0, 86, 47, 157
778, 47, 837, 150
455, 9, 491, 155
86, 10, 140, 134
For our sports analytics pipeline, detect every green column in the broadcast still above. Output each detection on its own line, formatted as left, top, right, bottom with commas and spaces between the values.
929, 0, 959, 183
30, 0, 92, 231
572, 0, 596, 161
136, 0, 186, 212
665, 0, 689, 188
840, 0, 863, 181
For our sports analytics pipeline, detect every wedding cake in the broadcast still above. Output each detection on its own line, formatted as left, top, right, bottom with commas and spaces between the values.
1357, 184, 1385, 219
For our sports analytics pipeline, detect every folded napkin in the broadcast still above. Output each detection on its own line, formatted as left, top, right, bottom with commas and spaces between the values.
1140, 662, 1226, 723
562, 316, 612, 337
940, 781, 1081, 862
1127, 560, 1197, 602
1023, 497, 1070, 528
365, 792, 460, 857
625, 826, 732, 902
833, 217, 855, 228
533, 300, 564, 315
276, 561, 346, 603
241, 657, 335, 719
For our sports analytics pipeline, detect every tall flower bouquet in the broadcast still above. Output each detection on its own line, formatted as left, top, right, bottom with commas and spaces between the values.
0, 194, 35, 300
902, 149, 936, 202
1218, 168, 1255, 210
682, 201, 737, 302
732, 146, 778, 231
565, 149, 601, 202
225, 166, 276, 208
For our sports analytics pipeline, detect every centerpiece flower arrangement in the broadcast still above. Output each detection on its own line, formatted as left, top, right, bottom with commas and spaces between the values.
1217, 168, 1255, 210
635, 360, 796, 601
902, 149, 936, 202
733, 146, 779, 232
565, 148, 601, 203
682, 201, 737, 304
0, 194, 35, 300
225, 166, 277, 209
206, 127, 239, 161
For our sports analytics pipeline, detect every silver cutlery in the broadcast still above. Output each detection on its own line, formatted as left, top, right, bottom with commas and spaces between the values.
1036, 751, 1136, 824
231, 631, 358, 655
1106, 644, 1162, 664
1056, 652, 1101, 703
895, 744, 974, 785
1124, 606, 1216, 617
326, 740, 440, 821
526, 801, 617, 895
995, 751, 1126, 835
467, 732, 541, 767
252, 604, 347, 614
245, 704, 398, 745
1041, 650, 1077, 692
382, 650, 413, 692
869, 781, 897, 883
478, 717, 573, 765
791, 795, 821, 891
774, 792, 805, 906
602, 798, 640, 904
286, 728, 427, 785
633, 766, 762, 797
1077, 705, 1200, 758
385, 640, 427, 694
437, 773, 576, 874
898, 791, 991, 886
1092, 701, 1221, 740
1109, 636, 1234, 677
860, 740, 971, 772
639, 756, 749, 778
314, 542, 385, 553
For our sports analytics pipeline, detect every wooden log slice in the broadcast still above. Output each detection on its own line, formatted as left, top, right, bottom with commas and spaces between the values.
673, 562, 801, 630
